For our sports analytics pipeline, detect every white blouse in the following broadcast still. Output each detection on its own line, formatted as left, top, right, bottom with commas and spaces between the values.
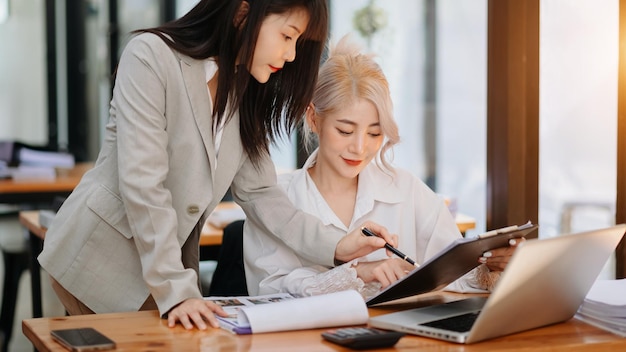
243, 150, 493, 298
204, 58, 225, 159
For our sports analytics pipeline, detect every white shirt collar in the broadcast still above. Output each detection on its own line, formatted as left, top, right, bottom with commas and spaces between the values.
299, 149, 404, 228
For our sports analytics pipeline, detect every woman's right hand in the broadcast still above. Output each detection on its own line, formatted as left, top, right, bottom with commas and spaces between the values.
354, 258, 414, 288
167, 298, 229, 330
334, 221, 397, 263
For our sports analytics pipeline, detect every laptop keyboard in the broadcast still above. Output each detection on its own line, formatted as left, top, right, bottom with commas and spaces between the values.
422, 311, 480, 332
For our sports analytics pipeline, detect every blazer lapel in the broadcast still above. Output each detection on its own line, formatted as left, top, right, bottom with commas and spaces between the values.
179, 55, 218, 172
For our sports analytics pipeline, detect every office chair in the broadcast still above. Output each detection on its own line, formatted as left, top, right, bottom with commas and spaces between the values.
208, 220, 248, 296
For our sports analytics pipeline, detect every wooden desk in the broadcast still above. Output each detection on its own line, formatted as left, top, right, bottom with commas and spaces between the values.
18, 210, 47, 239
200, 202, 242, 246
0, 163, 92, 203
22, 291, 626, 351
455, 213, 475, 235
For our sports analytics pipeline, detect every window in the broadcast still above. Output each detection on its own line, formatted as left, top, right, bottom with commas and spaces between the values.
539, 0, 618, 278
331, 0, 489, 236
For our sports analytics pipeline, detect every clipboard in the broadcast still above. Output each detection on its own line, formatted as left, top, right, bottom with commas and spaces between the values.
365, 221, 538, 306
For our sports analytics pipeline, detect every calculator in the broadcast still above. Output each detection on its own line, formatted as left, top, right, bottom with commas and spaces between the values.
321, 327, 405, 350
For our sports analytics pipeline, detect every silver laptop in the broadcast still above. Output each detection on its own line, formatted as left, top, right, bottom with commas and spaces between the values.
369, 224, 626, 344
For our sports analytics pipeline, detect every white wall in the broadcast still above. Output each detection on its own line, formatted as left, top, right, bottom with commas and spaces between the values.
0, 0, 47, 144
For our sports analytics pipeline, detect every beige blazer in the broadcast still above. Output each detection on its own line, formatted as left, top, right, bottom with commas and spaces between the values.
38, 33, 341, 315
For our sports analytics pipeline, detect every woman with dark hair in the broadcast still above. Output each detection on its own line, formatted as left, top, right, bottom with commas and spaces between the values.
39, 0, 392, 330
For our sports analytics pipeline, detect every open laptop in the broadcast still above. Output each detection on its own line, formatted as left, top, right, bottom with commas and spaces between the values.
369, 224, 626, 344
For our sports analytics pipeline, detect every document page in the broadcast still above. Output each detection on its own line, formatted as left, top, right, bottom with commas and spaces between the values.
205, 290, 369, 334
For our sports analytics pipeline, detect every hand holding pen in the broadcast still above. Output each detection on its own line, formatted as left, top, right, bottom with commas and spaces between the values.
335, 222, 397, 263
361, 227, 419, 267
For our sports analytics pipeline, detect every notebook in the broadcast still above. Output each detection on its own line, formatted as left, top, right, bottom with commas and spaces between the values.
369, 224, 626, 344
366, 222, 538, 306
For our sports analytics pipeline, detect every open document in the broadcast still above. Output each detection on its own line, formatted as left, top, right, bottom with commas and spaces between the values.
204, 290, 368, 334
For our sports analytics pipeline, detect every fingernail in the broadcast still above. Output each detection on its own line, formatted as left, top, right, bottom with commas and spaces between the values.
509, 239, 517, 246
479, 257, 487, 264
482, 251, 492, 258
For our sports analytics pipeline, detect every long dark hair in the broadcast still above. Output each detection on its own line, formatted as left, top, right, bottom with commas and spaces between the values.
135, 0, 328, 166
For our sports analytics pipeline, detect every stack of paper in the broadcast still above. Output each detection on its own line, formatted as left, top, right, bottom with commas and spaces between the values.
0, 160, 8, 179
18, 147, 75, 168
575, 279, 626, 336
11, 165, 56, 181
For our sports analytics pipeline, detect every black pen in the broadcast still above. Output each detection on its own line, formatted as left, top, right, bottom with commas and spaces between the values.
361, 227, 419, 267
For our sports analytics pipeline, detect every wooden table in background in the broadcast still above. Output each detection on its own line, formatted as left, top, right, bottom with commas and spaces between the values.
22, 291, 626, 351
199, 202, 242, 246
455, 213, 475, 235
0, 163, 92, 204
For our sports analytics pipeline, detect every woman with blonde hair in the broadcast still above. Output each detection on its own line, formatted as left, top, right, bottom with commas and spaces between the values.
244, 35, 520, 298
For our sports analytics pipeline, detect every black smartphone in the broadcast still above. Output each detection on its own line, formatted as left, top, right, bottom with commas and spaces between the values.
50, 327, 116, 352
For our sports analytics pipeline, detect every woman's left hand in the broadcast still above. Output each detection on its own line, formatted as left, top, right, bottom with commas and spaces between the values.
478, 237, 526, 272
167, 298, 228, 330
